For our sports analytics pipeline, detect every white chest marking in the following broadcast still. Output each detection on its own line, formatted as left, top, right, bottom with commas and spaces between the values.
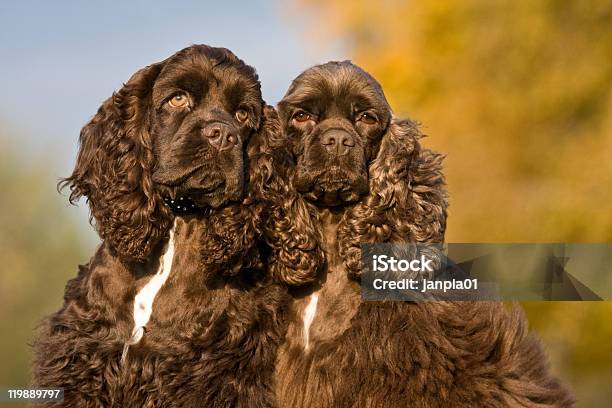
121, 221, 176, 363
303, 293, 319, 351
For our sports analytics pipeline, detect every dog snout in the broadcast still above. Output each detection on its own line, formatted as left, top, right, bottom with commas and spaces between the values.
320, 130, 355, 156
202, 123, 238, 151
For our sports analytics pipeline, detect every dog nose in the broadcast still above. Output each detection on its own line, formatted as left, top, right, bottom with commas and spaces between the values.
203, 123, 238, 151
321, 130, 355, 156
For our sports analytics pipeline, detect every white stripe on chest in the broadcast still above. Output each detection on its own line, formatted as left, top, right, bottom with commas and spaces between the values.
303, 293, 319, 350
122, 221, 176, 362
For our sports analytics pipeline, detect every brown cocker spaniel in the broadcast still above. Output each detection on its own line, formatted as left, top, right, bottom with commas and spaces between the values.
32, 45, 321, 408
273, 61, 573, 407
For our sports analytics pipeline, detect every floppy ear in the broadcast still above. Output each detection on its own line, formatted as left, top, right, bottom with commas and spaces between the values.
247, 105, 324, 286
61, 63, 173, 262
338, 118, 448, 279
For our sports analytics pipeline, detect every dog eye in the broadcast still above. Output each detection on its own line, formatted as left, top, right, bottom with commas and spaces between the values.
357, 112, 377, 125
235, 109, 249, 122
168, 93, 189, 108
293, 111, 312, 123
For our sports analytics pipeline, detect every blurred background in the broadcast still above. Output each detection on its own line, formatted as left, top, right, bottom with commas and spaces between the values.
0, 0, 610, 406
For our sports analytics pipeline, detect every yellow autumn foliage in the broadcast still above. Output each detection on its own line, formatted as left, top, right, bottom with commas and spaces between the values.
290, 1, 612, 406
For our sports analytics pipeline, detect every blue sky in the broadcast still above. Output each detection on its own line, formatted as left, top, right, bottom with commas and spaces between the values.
0, 1, 344, 245
0, 0, 343, 173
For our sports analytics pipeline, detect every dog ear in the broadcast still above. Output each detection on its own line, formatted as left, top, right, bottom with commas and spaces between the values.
247, 105, 324, 286
60, 62, 173, 262
338, 118, 448, 278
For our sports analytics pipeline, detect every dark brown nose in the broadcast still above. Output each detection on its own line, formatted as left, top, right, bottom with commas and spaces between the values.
321, 130, 355, 156
203, 123, 238, 151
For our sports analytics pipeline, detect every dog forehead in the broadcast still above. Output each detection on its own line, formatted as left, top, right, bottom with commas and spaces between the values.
155, 60, 256, 93
284, 64, 388, 114
151, 46, 260, 100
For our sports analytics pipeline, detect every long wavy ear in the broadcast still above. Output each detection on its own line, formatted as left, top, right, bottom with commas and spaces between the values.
338, 118, 448, 279
61, 63, 173, 262
247, 105, 324, 285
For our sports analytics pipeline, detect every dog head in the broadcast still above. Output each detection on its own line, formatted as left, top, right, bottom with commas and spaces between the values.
279, 61, 447, 279
278, 61, 392, 206
62, 45, 269, 261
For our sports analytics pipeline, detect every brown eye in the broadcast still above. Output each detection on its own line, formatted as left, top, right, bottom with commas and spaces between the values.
168, 93, 189, 108
235, 109, 249, 122
293, 111, 312, 123
357, 112, 377, 125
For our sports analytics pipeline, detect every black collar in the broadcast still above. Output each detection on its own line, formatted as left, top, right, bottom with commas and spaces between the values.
162, 196, 205, 215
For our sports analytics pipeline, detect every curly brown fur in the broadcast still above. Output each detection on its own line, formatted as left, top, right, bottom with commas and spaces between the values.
277, 300, 574, 408
337, 118, 447, 278
32, 45, 323, 407
249, 107, 324, 286
273, 61, 573, 407
60, 61, 173, 262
